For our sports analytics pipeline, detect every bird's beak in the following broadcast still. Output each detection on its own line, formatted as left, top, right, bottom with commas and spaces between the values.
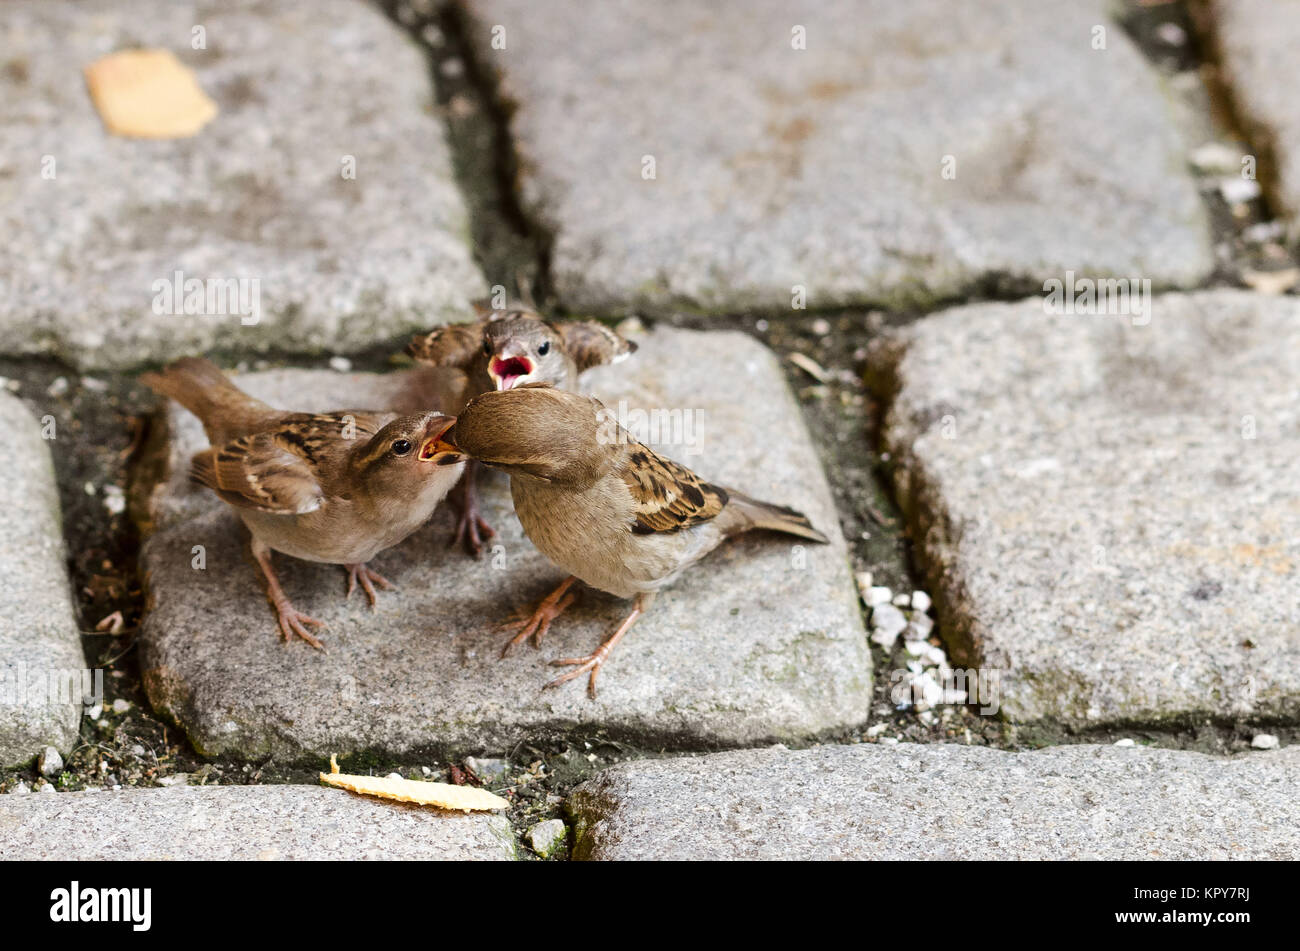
489, 353, 535, 390
418, 417, 462, 462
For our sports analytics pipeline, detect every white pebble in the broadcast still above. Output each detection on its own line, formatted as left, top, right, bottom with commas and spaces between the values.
910, 590, 932, 613
47, 377, 69, 397
38, 746, 63, 778
103, 484, 126, 516
1251, 733, 1280, 750
1155, 21, 1186, 47
892, 592, 910, 607
865, 723, 888, 738
870, 603, 908, 643
1113, 738, 1136, 748
1219, 176, 1261, 205
385, 772, 404, 781
39, 782, 56, 794
111, 698, 131, 714
867, 586, 893, 607
810, 318, 831, 335
328, 356, 352, 373
870, 627, 900, 650
1189, 142, 1241, 175
909, 613, 935, 640
11, 782, 30, 796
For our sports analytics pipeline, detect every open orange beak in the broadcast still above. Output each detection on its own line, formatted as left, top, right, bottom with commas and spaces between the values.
418, 417, 461, 462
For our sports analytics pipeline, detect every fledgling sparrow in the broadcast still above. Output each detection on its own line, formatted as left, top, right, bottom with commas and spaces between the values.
434, 384, 830, 697
141, 357, 465, 649
406, 305, 637, 556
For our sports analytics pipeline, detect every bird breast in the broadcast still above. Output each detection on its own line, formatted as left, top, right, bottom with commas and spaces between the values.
511, 473, 718, 599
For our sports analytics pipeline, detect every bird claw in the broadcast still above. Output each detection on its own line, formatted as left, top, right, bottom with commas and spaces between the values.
272, 601, 326, 650
544, 653, 604, 700
344, 563, 395, 608
499, 591, 576, 657
451, 511, 496, 558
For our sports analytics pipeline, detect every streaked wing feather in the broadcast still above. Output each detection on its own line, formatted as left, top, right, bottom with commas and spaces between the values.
620, 443, 727, 535
407, 323, 484, 369
557, 321, 637, 373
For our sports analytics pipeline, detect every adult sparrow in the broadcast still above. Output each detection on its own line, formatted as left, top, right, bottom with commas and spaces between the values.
438, 384, 830, 697
142, 357, 465, 649
407, 306, 636, 556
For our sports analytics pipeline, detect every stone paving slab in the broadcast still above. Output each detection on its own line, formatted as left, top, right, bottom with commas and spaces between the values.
567, 742, 1300, 860
869, 290, 1300, 726
0, 393, 86, 768
461, 0, 1211, 315
1209, 0, 1300, 221
0, 0, 484, 369
0, 785, 516, 859
136, 327, 870, 759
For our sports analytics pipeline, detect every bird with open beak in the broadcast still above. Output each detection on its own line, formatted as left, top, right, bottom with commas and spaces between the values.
142, 358, 465, 649
440, 384, 830, 698
407, 306, 636, 556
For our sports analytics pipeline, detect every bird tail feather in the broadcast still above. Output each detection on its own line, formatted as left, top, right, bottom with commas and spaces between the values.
140, 357, 275, 444
728, 492, 830, 544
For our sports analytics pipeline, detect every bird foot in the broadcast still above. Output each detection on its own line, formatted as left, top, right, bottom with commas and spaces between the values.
344, 563, 395, 607
540, 598, 645, 700
270, 597, 326, 650
451, 509, 496, 558
499, 593, 577, 657
544, 649, 609, 700
499, 577, 578, 657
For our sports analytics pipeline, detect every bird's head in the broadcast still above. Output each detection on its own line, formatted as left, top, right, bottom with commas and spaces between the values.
442, 385, 611, 485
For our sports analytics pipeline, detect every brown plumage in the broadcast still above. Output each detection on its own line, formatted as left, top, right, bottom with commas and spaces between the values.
445, 384, 829, 697
406, 306, 637, 556
141, 357, 465, 649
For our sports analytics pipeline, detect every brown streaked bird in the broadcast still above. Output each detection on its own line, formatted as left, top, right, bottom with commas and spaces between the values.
141, 357, 465, 649
407, 306, 636, 556
434, 384, 829, 697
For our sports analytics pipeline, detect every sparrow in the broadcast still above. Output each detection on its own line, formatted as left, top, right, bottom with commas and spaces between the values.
434, 384, 830, 697
141, 357, 465, 649
406, 305, 636, 556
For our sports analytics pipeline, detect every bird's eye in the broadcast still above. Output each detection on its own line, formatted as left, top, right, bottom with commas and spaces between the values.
391, 439, 413, 456
482, 339, 492, 356
537, 340, 551, 356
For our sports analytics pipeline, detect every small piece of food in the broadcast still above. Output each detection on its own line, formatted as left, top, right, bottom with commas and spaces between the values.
84, 49, 218, 139
319, 755, 508, 812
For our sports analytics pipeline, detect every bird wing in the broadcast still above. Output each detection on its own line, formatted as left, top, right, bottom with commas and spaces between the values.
407, 322, 484, 369
619, 442, 728, 535
189, 413, 386, 514
556, 321, 638, 373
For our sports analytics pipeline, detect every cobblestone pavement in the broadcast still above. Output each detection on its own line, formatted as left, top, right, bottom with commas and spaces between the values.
0, 0, 1295, 859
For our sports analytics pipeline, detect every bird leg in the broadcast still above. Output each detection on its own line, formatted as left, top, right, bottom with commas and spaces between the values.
344, 563, 395, 607
500, 575, 578, 657
544, 594, 648, 700
252, 542, 325, 649
449, 461, 496, 557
